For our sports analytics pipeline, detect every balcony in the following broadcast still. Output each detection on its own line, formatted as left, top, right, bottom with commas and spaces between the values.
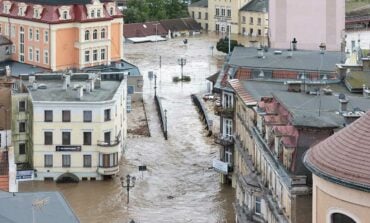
213, 159, 233, 174
97, 139, 120, 147
97, 139, 121, 154
214, 134, 234, 146
214, 106, 234, 118
97, 165, 119, 175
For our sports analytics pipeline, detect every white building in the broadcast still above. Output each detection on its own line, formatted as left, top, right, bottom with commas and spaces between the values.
20, 72, 127, 181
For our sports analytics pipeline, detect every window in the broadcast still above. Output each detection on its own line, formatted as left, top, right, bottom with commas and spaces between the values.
44, 30, 49, 42
44, 154, 53, 167
250, 28, 253, 36
93, 29, 98, 40
221, 8, 225, 16
44, 132, 53, 145
63, 11, 68, 20
83, 155, 92, 168
198, 12, 201, 19
62, 110, 71, 122
44, 50, 49, 64
331, 213, 356, 223
250, 17, 254, 25
84, 50, 90, 63
19, 101, 26, 112
35, 29, 39, 41
215, 24, 220, 32
205, 12, 208, 20
127, 86, 134, 94
191, 11, 194, 19
35, 49, 40, 62
109, 7, 114, 16
44, 110, 53, 122
242, 16, 246, 23
62, 154, 71, 168
85, 30, 90, 41
97, 9, 101, 17
215, 8, 219, 16
104, 109, 111, 121
62, 132, 71, 145
258, 18, 262, 25
100, 152, 118, 168
224, 119, 233, 137
19, 143, 26, 155
93, 49, 98, 61
29, 28, 33, 40
101, 48, 106, 60
227, 9, 231, 17
83, 111, 92, 122
104, 132, 111, 143
90, 9, 95, 18
101, 28, 106, 39
258, 29, 262, 36
83, 132, 92, 145
28, 48, 33, 61
255, 197, 261, 215
34, 9, 39, 18
19, 122, 26, 133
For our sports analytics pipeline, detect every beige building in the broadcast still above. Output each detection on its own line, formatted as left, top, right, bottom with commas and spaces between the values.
304, 111, 370, 223
15, 72, 127, 181
188, 0, 268, 38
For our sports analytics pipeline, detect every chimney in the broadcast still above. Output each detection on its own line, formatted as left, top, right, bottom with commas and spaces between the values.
292, 38, 298, 51
338, 93, 349, 113
77, 86, 83, 100
257, 47, 264, 58
29, 76, 35, 84
95, 78, 101, 89
85, 81, 91, 93
32, 82, 38, 91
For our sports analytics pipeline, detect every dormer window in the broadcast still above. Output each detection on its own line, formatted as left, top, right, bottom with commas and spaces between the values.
33, 5, 43, 19
18, 4, 27, 16
58, 6, 71, 20
97, 9, 101, 17
109, 7, 114, 16
90, 9, 95, 18
3, 1, 11, 14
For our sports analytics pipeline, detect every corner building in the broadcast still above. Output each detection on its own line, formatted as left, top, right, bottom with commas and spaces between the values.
0, 0, 123, 71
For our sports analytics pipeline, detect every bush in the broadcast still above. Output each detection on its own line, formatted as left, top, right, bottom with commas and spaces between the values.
173, 76, 180, 82
182, 76, 191, 81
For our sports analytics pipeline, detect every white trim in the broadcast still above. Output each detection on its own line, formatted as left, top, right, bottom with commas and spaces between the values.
28, 47, 33, 61
43, 49, 49, 65
326, 208, 360, 223
35, 48, 40, 63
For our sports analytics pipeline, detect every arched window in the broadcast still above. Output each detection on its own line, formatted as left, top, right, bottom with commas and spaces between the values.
63, 11, 68, 20
331, 213, 356, 223
85, 30, 90, 41
109, 7, 114, 16
101, 28, 106, 39
93, 29, 98, 40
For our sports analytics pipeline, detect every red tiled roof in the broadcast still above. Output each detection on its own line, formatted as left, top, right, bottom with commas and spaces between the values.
0, 1, 122, 24
123, 22, 167, 38
304, 111, 370, 190
228, 79, 257, 106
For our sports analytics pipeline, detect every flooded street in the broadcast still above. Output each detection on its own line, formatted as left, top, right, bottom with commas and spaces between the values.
20, 33, 237, 223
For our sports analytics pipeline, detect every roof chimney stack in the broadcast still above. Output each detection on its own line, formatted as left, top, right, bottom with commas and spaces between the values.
77, 86, 83, 100
292, 38, 298, 51
338, 93, 349, 113
257, 47, 264, 58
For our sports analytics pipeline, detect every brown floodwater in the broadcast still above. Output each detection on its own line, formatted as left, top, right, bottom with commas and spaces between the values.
18, 33, 254, 223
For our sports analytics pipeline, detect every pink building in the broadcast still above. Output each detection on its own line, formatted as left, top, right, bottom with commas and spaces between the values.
269, 0, 345, 51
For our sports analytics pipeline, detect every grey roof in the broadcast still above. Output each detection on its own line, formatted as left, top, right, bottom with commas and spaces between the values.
0, 191, 79, 223
241, 81, 370, 128
240, 0, 268, 12
188, 0, 208, 7
29, 79, 121, 102
12, 0, 112, 5
83, 60, 141, 76
0, 61, 48, 77
229, 47, 344, 72
0, 36, 11, 46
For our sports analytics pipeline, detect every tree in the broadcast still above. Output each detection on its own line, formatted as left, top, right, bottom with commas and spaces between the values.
216, 37, 244, 54
124, 0, 189, 23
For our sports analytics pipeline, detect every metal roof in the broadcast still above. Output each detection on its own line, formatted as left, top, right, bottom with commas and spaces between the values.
188, 0, 208, 8
240, 0, 268, 12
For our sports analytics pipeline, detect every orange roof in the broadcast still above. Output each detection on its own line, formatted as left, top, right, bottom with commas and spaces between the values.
304, 111, 370, 191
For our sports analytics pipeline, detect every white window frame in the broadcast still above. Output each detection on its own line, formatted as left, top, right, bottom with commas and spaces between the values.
28, 47, 33, 61
44, 30, 49, 43
35, 49, 40, 63
93, 49, 98, 61
43, 50, 49, 64
223, 118, 233, 137
35, 29, 39, 41
84, 50, 90, 63
100, 48, 106, 60
255, 197, 261, 215
28, 28, 33, 40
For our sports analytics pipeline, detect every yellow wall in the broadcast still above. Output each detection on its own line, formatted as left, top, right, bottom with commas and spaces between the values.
55, 27, 78, 70
110, 22, 121, 61
313, 174, 370, 223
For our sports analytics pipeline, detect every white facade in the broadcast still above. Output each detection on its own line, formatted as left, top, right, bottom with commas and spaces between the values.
31, 75, 127, 181
345, 30, 370, 53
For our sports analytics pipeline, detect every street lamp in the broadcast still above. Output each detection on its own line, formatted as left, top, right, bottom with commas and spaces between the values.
120, 174, 136, 204
177, 58, 186, 80
0, 105, 9, 150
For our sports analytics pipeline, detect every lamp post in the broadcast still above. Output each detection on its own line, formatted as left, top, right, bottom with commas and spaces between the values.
0, 105, 9, 150
120, 174, 136, 204
177, 58, 186, 80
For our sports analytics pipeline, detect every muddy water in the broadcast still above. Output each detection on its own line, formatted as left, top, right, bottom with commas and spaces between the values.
20, 33, 244, 223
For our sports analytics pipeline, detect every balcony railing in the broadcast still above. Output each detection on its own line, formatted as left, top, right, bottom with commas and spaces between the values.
97, 165, 119, 175
97, 139, 120, 147
214, 106, 234, 118
214, 134, 234, 146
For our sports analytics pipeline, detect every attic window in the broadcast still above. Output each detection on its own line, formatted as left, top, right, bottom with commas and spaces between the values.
90, 9, 95, 18
63, 11, 68, 19
33, 5, 42, 19
109, 7, 114, 16
97, 9, 101, 17
18, 6, 26, 16
59, 6, 71, 20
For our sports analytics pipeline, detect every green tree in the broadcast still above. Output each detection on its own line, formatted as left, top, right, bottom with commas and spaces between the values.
124, 0, 149, 23
216, 37, 243, 54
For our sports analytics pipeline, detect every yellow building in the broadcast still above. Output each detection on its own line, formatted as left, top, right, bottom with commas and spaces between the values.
188, 0, 268, 37
304, 111, 370, 223
0, 0, 123, 71
17, 72, 127, 181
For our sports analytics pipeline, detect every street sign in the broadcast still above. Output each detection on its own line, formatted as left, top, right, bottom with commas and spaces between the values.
139, 165, 147, 171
